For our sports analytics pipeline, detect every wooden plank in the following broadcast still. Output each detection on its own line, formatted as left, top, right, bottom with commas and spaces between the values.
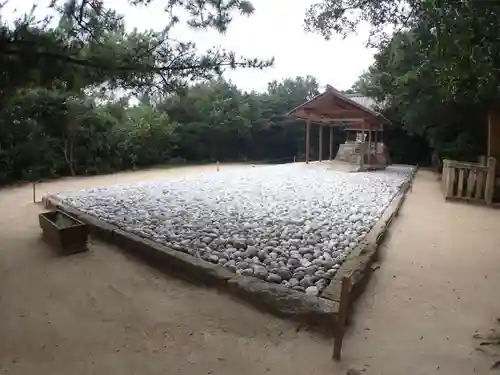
441, 160, 449, 193
485, 157, 497, 205
457, 169, 465, 197
475, 171, 485, 200
333, 277, 351, 361
445, 167, 455, 198
446, 160, 489, 171
446, 196, 487, 204
466, 170, 476, 198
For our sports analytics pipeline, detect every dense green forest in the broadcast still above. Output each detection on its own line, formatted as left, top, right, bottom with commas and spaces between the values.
0, 75, 328, 184
0, 0, 347, 185
1, 0, 498, 185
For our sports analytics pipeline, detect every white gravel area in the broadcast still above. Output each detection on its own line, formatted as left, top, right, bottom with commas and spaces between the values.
56, 164, 414, 295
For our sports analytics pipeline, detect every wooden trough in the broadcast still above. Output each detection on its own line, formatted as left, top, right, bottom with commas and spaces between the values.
39, 210, 89, 254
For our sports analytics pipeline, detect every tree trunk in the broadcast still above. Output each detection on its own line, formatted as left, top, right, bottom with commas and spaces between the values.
63, 138, 75, 176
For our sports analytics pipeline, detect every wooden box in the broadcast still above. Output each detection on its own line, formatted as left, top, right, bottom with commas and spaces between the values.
39, 210, 89, 254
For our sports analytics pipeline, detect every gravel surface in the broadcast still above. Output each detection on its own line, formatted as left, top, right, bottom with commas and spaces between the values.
56, 164, 413, 295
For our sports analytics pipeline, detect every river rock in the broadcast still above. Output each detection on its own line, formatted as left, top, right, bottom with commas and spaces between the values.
240, 268, 254, 276
267, 273, 282, 284
253, 266, 268, 279
300, 276, 314, 288
56, 164, 413, 295
305, 286, 319, 296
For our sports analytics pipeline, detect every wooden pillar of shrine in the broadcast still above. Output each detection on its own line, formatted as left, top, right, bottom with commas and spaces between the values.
329, 126, 333, 160
368, 125, 372, 165
319, 124, 323, 162
360, 119, 366, 170
306, 119, 311, 164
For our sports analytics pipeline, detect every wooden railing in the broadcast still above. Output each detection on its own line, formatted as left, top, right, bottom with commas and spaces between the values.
441, 157, 497, 205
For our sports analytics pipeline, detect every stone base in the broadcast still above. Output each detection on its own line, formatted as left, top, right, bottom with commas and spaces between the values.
336, 143, 357, 162
335, 142, 391, 167
42, 195, 339, 332
42, 169, 416, 333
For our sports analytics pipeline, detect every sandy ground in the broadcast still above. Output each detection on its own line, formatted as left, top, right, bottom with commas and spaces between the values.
343, 170, 500, 374
1, 165, 500, 374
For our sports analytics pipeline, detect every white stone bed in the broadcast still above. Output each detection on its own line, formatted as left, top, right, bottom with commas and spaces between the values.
56, 164, 413, 296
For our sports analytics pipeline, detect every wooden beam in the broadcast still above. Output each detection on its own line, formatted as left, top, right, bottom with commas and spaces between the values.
293, 111, 370, 123
333, 277, 351, 361
319, 124, 323, 162
345, 123, 383, 131
316, 109, 368, 118
306, 119, 311, 164
312, 114, 371, 121
329, 126, 333, 160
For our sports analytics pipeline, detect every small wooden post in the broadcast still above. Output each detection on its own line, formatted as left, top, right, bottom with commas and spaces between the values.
333, 276, 351, 361
476, 170, 485, 200
33, 182, 36, 203
306, 119, 311, 164
293, 156, 296, 163
465, 170, 475, 198
446, 164, 454, 198
329, 126, 333, 161
442, 159, 453, 198
441, 159, 447, 193
319, 124, 323, 162
457, 169, 465, 198
485, 157, 497, 205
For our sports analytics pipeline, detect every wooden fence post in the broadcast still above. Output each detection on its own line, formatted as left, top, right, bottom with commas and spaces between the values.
333, 277, 352, 361
485, 157, 497, 205
442, 159, 453, 197
441, 159, 447, 193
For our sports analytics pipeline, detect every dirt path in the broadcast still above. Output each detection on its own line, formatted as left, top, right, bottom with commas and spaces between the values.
1, 166, 499, 374
0, 164, 337, 375
341, 170, 500, 374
